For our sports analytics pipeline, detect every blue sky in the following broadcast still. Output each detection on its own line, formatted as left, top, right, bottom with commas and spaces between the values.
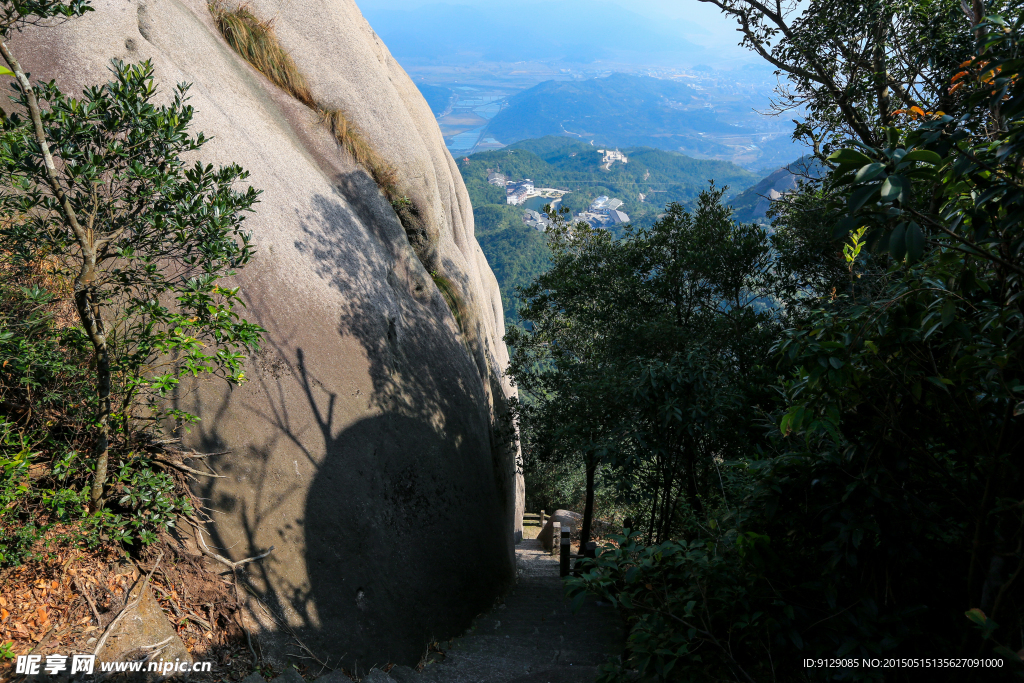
355, 0, 756, 66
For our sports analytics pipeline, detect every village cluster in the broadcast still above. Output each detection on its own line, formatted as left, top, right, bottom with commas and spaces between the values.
486, 147, 631, 231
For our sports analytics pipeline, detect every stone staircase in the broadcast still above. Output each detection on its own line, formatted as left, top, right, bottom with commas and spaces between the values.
245, 515, 623, 683
411, 535, 623, 683
522, 512, 543, 531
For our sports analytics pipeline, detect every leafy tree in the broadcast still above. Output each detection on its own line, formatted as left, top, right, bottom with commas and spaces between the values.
0, 2, 262, 513
697, 0, 993, 155
555, 7, 1024, 682
508, 188, 805, 550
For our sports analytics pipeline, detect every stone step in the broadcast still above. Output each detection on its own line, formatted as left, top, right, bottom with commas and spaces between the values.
413, 537, 624, 683
452, 634, 619, 655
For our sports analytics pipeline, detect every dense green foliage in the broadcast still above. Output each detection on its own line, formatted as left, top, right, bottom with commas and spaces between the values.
0, 2, 262, 565
509, 4, 1024, 681
473, 207, 551, 327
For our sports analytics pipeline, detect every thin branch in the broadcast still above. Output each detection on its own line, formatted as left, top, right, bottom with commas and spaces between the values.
193, 522, 274, 570
74, 576, 102, 626
153, 456, 225, 478
0, 40, 87, 244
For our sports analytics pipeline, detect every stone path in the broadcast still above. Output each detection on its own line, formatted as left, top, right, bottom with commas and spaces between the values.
245, 519, 624, 683
410, 535, 624, 683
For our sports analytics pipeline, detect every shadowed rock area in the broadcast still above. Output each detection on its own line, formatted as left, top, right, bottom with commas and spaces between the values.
9, 0, 524, 672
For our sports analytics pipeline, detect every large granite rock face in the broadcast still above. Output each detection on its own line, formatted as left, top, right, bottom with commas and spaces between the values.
10, 0, 524, 671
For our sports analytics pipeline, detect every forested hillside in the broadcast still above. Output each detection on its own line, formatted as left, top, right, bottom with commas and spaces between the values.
460, 136, 758, 324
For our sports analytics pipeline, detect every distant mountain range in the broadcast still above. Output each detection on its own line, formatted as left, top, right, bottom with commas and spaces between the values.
474, 74, 804, 169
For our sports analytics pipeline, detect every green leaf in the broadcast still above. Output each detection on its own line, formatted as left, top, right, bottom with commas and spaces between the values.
780, 412, 793, 436
0, 66, 13, 77
880, 175, 909, 202
965, 608, 999, 638
941, 300, 956, 327
854, 163, 886, 183
829, 149, 873, 165
849, 182, 882, 212
905, 221, 924, 262
901, 149, 943, 165
889, 222, 907, 260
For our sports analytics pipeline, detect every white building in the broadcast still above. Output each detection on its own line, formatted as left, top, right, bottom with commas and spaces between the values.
506, 179, 535, 205
609, 210, 630, 225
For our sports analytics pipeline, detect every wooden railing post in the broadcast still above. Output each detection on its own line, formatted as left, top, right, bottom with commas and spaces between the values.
552, 522, 561, 555
540, 509, 545, 526
559, 525, 570, 577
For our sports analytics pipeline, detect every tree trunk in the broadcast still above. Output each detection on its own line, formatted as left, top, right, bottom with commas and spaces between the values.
1, 39, 111, 511
77, 287, 112, 513
579, 455, 597, 551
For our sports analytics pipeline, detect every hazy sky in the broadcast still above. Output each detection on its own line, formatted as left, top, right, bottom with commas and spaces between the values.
355, 0, 753, 62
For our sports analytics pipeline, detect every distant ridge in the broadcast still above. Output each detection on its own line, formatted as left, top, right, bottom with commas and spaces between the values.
730, 156, 824, 223
481, 74, 803, 169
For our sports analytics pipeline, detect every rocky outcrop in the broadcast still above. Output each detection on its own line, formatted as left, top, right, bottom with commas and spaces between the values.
97, 582, 192, 681
730, 155, 824, 222
10, 0, 523, 672
537, 511, 582, 552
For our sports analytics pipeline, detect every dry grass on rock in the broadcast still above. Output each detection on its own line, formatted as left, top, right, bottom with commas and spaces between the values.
210, 3, 403, 205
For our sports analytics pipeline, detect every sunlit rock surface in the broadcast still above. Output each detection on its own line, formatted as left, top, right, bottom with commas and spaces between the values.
11, 0, 524, 669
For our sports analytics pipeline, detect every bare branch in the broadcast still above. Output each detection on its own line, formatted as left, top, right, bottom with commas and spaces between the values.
153, 456, 225, 478
74, 576, 102, 626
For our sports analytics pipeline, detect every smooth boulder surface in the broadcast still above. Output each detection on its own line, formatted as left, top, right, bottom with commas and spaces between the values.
10, 0, 523, 671
537, 510, 582, 552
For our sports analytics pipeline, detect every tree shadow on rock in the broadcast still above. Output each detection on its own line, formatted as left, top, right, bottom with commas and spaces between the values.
191, 174, 517, 674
